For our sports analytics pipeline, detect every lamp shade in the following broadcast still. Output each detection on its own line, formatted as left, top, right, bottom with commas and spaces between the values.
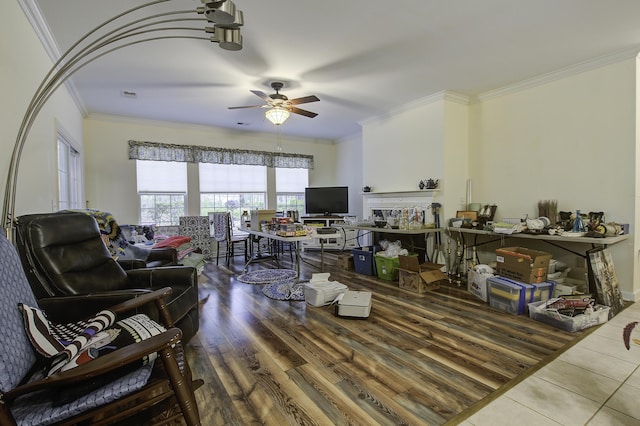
204, 0, 236, 24
265, 107, 290, 125
214, 27, 243, 51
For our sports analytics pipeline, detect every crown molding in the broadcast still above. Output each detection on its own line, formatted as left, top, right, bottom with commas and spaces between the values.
86, 113, 336, 144
359, 90, 470, 127
478, 47, 640, 101
19, 0, 88, 116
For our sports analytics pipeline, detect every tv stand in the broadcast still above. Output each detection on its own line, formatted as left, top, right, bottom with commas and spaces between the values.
300, 216, 358, 251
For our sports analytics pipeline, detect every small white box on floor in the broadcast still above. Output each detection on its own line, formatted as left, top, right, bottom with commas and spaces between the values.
304, 273, 348, 307
467, 269, 492, 302
334, 291, 372, 318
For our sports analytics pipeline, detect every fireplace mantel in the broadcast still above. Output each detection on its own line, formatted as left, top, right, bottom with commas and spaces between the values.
362, 190, 438, 218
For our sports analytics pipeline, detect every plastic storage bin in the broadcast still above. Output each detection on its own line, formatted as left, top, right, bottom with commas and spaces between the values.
374, 254, 401, 281
528, 300, 610, 332
352, 246, 377, 276
487, 277, 555, 315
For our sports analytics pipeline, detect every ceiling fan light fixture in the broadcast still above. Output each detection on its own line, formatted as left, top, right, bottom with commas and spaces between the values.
266, 107, 290, 125
204, 0, 237, 25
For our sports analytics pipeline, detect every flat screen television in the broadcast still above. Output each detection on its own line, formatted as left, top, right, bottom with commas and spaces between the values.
305, 186, 349, 216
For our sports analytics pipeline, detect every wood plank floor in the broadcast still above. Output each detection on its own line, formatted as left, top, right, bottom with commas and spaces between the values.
184, 249, 585, 425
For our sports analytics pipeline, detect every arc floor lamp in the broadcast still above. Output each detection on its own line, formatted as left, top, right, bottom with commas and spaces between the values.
2, 0, 246, 241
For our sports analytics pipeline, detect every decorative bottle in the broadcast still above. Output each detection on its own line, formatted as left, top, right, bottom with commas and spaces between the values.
572, 209, 585, 233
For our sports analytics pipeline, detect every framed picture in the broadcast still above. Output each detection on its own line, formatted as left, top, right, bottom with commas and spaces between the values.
456, 211, 478, 221
588, 247, 624, 316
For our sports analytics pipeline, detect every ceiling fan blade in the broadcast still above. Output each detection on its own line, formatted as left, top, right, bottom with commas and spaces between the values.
250, 90, 273, 103
228, 105, 264, 109
288, 95, 320, 105
289, 106, 318, 118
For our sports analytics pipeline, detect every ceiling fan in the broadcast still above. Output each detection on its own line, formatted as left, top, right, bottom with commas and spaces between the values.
228, 81, 320, 120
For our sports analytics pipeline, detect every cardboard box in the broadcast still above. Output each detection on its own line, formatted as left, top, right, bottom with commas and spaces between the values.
337, 253, 354, 271
495, 247, 552, 283
397, 255, 446, 293
250, 209, 276, 231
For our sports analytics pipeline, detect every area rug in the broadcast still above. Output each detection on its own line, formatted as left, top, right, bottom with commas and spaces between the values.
237, 269, 298, 285
262, 281, 305, 301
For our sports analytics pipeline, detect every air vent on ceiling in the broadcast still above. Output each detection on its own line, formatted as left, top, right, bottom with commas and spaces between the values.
121, 90, 137, 99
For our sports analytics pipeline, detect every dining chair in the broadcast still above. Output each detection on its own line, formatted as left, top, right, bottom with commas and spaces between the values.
209, 212, 248, 265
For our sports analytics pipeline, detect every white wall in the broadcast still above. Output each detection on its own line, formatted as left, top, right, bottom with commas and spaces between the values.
360, 93, 470, 222
83, 115, 338, 224
1, 1, 83, 227
335, 132, 364, 217
362, 97, 445, 196
357, 57, 637, 299
470, 58, 636, 298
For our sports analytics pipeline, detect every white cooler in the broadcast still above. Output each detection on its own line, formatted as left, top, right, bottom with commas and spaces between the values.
334, 291, 372, 318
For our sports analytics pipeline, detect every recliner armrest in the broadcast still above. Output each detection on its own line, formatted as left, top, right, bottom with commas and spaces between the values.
118, 258, 148, 270
147, 246, 178, 265
38, 290, 153, 323
125, 266, 197, 290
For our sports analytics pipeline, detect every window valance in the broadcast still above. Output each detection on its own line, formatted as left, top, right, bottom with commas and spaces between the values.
128, 140, 314, 169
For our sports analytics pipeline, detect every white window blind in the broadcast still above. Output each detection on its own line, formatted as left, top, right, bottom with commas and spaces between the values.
199, 163, 266, 192
136, 160, 187, 192
276, 167, 308, 192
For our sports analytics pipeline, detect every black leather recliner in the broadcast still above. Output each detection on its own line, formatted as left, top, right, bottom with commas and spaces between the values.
58, 208, 178, 268
14, 212, 200, 344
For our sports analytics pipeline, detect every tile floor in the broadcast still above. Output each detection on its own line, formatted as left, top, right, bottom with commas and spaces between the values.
460, 302, 640, 426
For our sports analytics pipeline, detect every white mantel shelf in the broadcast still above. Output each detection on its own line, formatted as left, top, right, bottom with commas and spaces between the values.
362, 190, 438, 197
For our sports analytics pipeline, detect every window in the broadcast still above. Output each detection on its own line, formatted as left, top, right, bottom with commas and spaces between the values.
276, 167, 308, 218
199, 163, 267, 227
57, 132, 82, 210
136, 160, 187, 225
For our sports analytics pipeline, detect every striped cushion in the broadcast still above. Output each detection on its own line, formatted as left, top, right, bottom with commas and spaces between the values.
18, 305, 164, 376
18, 304, 64, 357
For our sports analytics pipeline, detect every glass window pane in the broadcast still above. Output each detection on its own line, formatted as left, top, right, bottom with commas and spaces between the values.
276, 168, 308, 193
199, 163, 266, 192
137, 160, 187, 192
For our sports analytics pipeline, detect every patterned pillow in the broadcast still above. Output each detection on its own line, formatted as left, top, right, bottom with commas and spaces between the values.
18, 303, 65, 358
18, 304, 165, 375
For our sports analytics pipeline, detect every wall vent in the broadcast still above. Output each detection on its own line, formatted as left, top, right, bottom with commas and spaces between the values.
121, 90, 137, 98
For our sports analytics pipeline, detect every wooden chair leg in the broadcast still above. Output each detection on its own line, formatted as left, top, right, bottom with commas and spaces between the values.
158, 347, 201, 426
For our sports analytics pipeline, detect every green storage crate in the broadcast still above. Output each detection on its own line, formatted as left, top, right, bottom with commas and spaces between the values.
374, 253, 419, 281
374, 254, 400, 281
